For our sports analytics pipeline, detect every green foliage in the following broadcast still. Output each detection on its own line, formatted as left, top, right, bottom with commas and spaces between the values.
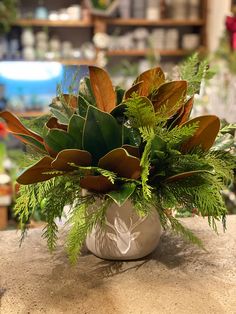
124, 94, 156, 128
180, 53, 215, 95
66, 197, 111, 264
11, 61, 236, 263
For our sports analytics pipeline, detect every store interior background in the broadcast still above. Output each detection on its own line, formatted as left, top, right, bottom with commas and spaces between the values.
0, 0, 235, 229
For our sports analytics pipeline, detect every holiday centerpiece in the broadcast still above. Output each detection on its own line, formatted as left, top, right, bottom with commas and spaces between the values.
0, 59, 235, 262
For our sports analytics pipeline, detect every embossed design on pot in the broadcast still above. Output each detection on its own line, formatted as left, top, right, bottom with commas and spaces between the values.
105, 215, 147, 254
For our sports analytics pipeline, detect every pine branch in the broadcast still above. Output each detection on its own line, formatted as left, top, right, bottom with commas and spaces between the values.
66, 197, 111, 264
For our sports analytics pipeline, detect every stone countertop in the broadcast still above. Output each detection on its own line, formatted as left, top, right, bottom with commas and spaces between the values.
1, 216, 236, 314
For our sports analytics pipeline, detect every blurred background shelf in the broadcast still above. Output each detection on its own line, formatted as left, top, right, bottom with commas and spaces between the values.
13, 19, 93, 27
106, 49, 193, 57
105, 18, 205, 26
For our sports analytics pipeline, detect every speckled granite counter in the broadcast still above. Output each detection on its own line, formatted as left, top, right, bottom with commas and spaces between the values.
1, 216, 236, 314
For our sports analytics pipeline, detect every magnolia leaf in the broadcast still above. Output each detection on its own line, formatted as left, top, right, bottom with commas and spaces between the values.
123, 81, 143, 100
79, 76, 96, 105
151, 81, 187, 116
181, 115, 220, 153
0, 111, 43, 142
89, 66, 116, 112
17, 156, 57, 184
46, 117, 67, 131
50, 108, 70, 124
14, 133, 47, 153
110, 103, 127, 122
122, 126, 141, 146
83, 106, 122, 162
79, 175, 115, 193
122, 145, 140, 158
164, 170, 212, 183
115, 86, 125, 105
98, 148, 141, 179
51, 149, 92, 171
68, 114, 85, 149
175, 96, 194, 126
133, 67, 165, 96
107, 183, 136, 206
78, 94, 91, 118
44, 129, 76, 153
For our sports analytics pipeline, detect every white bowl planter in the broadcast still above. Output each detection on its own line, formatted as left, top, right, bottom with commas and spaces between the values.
86, 200, 162, 260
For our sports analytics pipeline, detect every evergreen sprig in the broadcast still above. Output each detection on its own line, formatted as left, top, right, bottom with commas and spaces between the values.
180, 53, 215, 95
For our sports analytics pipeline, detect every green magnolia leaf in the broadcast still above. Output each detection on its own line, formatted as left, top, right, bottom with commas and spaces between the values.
107, 183, 136, 206
79, 76, 96, 105
68, 115, 85, 149
115, 86, 125, 105
44, 129, 76, 153
150, 135, 166, 161
122, 126, 141, 146
110, 103, 127, 123
50, 108, 70, 124
77, 94, 91, 118
83, 106, 122, 162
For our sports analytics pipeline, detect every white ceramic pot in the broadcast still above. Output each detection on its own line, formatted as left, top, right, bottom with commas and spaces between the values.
86, 200, 162, 260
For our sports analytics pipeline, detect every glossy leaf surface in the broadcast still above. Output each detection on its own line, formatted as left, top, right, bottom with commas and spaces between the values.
107, 182, 136, 206
44, 129, 76, 153
181, 115, 220, 153
133, 67, 165, 96
51, 149, 92, 171
79, 175, 115, 192
151, 81, 187, 116
99, 148, 141, 179
89, 66, 116, 112
17, 156, 55, 184
0, 111, 43, 142
68, 114, 85, 149
83, 106, 122, 162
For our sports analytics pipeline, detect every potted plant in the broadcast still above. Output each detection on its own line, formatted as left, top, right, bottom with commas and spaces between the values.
0, 59, 235, 263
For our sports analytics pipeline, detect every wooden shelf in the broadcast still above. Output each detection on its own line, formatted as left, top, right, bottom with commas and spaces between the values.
56, 59, 96, 65
13, 19, 93, 27
105, 18, 205, 26
106, 49, 193, 57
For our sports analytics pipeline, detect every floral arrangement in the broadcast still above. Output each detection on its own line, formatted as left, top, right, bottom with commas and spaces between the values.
0, 58, 235, 262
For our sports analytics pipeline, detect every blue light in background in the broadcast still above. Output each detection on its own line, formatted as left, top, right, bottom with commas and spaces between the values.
0, 61, 88, 111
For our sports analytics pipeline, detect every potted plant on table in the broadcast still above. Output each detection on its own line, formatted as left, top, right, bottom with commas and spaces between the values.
0, 59, 235, 263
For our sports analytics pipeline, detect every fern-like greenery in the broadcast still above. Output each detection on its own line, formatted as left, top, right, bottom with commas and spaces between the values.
180, 53, 215, 95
